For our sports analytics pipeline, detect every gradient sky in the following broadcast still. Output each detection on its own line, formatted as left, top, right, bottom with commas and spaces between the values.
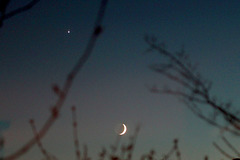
1, 0, 240, 160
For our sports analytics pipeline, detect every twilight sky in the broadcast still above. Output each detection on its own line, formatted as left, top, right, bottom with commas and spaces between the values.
1, 0, 240, 160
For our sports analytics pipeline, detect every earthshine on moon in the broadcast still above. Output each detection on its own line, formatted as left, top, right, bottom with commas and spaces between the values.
119, 124, 127, 135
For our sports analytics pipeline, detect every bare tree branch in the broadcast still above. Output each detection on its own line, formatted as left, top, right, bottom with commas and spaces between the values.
145, 36, 240, 135
3, 1, 109, 159
29, 119, 57, 160
71, 106, 81, 160
0, 0, 40, 27
213, 142, 234, 159
160, 139, 181, 160
222, 136, 240, 157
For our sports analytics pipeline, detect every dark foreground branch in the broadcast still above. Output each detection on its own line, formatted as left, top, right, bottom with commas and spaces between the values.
3, 1, 108, 159
0, 0, 40, 28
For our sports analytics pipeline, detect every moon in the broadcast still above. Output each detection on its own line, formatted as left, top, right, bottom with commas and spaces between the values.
119, 124, 127, 135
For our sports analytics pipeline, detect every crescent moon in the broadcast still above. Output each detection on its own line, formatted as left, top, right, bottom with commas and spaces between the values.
119, 124, 127, 135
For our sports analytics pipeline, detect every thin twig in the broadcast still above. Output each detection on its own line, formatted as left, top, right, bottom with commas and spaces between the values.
71, 106, 81, 160
222, 136, 240, 157
213, 142, 234, 159
29, 119, 51, 160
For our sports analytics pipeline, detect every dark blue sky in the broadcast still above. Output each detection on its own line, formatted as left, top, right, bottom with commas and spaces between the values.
1, 0, 240, 159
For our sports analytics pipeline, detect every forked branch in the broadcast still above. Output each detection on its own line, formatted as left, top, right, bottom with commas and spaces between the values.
145, 36, 240, 135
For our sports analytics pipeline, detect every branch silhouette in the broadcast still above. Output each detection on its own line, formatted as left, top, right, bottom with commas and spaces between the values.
222, 136, 240, 157
0, 0, 40, 28
2, 0, 108, 159
145, 35, 240, 135
213, 141, 234, 159
29, 119, 57, 160
213, 135, 240, 159
160, 139, 181, 160
71, 106, 81, 160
